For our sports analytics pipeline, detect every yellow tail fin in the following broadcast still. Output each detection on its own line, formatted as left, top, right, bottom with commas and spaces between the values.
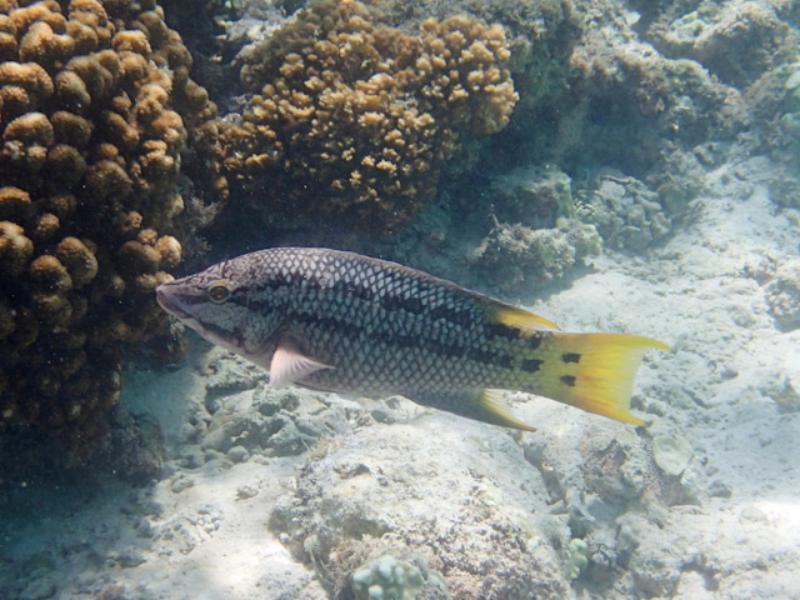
536, 333, 669, 426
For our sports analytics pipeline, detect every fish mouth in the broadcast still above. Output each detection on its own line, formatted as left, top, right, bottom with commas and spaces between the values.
155, 283, 189, 319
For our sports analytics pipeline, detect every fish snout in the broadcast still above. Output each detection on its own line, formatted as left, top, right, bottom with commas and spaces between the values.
155, 282, 183, 317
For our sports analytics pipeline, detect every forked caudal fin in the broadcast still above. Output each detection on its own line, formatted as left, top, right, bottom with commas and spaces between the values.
535, 333, 670, 426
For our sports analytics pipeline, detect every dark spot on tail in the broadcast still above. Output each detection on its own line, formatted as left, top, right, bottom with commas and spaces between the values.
560, 375, 576, 387
562, 352, 581, 364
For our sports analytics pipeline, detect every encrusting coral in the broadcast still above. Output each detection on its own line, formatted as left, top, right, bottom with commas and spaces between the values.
0, 0, 224, 451
223, 0, 518, 236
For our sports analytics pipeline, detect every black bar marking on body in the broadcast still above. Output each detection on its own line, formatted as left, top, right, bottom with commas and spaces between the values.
428, 304, 473, 328
380, 293, 424, 314
484, 322, 520, 342
521, 358, 542, 373
562, 352, 581, 364
560, 375, 576, 387
526, 334, 542, 350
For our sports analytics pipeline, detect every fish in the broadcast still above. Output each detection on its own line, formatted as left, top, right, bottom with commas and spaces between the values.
155, 247, 669, 431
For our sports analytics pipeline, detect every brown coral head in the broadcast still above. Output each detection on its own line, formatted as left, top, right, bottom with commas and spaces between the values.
0, 220, 33, 277
0, 0, 225, 455
0, 185, 32, 220
56, 236, 98, 287
223, 0, 518, 236
29, 254, 72, 293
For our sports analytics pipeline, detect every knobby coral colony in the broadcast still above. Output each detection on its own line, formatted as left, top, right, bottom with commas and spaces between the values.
224, 0, 518, 236
0, 0, 225, 450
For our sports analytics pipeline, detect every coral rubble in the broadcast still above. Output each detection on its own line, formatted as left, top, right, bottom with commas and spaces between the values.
222, 0, 518, 236
270, 417, 569, 599
469, 217, 600, 294
575, 172, 671, 252
0, 0, 222, 450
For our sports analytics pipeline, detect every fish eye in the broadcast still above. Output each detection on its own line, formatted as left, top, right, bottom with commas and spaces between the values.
207, 281, 231, 303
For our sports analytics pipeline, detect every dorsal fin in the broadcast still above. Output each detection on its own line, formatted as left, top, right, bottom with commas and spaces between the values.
490, 303, 560, 332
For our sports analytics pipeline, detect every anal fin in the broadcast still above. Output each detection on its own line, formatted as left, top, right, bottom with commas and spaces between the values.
411, 388, 536, 432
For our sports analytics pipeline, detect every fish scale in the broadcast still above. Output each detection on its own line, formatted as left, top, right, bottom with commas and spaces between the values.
157, 247, 669, 430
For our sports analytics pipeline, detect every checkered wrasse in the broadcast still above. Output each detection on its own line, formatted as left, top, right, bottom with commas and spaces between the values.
156, 247, 669, 430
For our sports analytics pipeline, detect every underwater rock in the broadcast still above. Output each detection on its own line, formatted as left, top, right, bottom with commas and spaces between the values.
469, 217, 600, 294
565, 5, 742, 173
646, 1, 796, 88
201, 350, 266, 412
488, 166, 575, 229
269, 417, 569, 599
96, 410, 166, 486
765, 376, 800, 414
522, 419, 679, 592
765, 258, 800, 331
620, 514, 683, 598
199, 371, 363, 458
652, 434, 693, 477
575, 172, 671, 251
350, 554, 427, 600
150, 504, 224, 556
743, 60, 800, 174
565, 537, 589, 580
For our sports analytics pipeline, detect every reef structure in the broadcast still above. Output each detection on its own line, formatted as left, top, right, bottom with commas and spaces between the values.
0, 0, 223, 450
223, 0, 518, 237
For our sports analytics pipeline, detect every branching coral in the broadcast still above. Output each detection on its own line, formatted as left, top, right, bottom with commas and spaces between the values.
223, 0, 517, 236
0, 0, 223, 451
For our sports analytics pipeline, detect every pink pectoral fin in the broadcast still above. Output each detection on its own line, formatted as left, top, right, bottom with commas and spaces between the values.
269, 340, 333, 388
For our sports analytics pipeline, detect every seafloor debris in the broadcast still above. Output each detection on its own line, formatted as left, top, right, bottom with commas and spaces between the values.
765, 258, 800, 331
269, 418, 570, 599
0, 0, 223, 451
645, 0, 797, 88
469, 217, 601, 293
575, 172, 671, 252
349, 554, 428, 600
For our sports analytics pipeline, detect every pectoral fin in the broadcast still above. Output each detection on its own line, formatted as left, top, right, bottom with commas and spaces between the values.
269, 338, 332, 388
412, 388, 536, 432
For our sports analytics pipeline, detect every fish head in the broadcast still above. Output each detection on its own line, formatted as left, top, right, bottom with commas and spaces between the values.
155, 256, 282, 360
